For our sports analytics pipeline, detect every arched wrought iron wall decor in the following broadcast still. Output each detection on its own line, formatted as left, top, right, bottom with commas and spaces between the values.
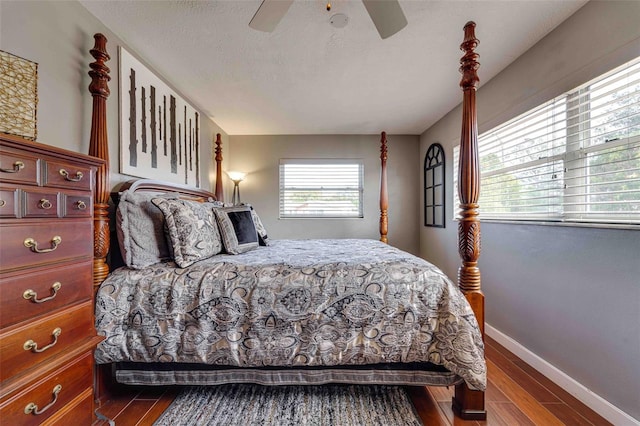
424, 143, 445, 227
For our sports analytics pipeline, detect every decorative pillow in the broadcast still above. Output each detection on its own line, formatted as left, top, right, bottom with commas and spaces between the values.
116, 190, 179, 269
152, 198, 223, 267
250, 207, 270, 246
213, 206, 259, 254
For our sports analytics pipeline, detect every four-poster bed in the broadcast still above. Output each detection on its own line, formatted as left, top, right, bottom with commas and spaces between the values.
87, 22, 486, 421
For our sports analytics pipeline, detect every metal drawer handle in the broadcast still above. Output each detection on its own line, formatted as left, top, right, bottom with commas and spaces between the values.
23, 327, 62, 352
24, 384, 62, 415
76, 200, 87, 210
1, 160, 24, 173
23, 282, 62, 303
0, 199, 5, 207
24, 235, 62, 253
59, 169, 83, 182
39, 198, 53, 210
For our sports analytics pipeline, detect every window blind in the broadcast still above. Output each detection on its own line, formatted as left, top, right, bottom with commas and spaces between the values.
454, 56, 640, 225
279, 159, 364, 218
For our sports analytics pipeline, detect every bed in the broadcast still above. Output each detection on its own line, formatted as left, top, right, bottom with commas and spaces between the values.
87, 22, 487, 420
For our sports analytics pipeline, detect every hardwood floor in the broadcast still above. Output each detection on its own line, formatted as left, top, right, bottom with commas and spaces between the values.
94, 336, 611, 425
413, 337, 611, 426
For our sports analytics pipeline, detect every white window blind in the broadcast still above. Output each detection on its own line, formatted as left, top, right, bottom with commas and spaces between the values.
454, 56, 640, 226
279, 159, 364, 218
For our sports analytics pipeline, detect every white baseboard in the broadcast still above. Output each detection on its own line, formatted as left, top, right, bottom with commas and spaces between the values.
485, 324, 639, 426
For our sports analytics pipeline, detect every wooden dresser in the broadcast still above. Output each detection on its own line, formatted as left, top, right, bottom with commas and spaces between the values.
0, 134, 104, 425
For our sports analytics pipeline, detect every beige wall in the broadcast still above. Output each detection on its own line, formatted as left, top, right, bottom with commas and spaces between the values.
228, 134, 420, 254
420, 1, 640, 420
0, 1, 228, 192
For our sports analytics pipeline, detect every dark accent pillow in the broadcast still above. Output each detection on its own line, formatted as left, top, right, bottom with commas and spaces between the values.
240, 203, 270, 246
151, 198, 223, 267
213, 206, 259, 254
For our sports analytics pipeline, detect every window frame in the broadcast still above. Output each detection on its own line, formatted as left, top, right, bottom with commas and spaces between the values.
424, 143, 446, 228
453, 56, 640, 229
279, 158, 364, 219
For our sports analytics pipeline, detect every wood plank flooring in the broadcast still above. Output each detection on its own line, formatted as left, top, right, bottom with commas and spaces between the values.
94, 336, 611, 425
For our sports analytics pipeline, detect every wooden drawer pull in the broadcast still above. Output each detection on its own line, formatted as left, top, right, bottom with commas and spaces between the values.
1, 160, 24, 173
24, 235, 62, 253
23, 282, 62, 303
76, 200, 87, 210
59, 168, 83, 182
23, 327, 62, 353
39, 198, 53, 210
24, 384, 62, 415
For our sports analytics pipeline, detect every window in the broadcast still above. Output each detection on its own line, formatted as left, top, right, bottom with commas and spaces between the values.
454, 57, 640, 226
279, 159, 364, 218
424, 143, 445, 227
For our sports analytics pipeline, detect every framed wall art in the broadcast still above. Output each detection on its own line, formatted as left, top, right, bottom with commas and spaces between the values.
119, 47, 200, 187
0, 50, 38, 140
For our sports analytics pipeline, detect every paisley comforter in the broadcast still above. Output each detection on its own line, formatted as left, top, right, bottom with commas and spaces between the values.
95, 239, 486, 390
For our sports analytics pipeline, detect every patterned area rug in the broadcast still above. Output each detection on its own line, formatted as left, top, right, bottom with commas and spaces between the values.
153, 384, 423, 425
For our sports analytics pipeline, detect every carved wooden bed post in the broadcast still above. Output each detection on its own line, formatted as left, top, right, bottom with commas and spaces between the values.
214, 133, 224, 201
88, 33, 111, 288
379, 131, 388, 243
452, 21, 486, 420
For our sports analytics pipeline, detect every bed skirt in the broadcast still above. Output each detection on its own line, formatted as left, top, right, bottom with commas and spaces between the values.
113, 362, 463, 387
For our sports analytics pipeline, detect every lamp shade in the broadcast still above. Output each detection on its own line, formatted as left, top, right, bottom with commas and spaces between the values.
226, 171, 246, 182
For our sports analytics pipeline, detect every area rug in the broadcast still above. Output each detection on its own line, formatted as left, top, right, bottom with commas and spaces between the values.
153, 384, 423, 425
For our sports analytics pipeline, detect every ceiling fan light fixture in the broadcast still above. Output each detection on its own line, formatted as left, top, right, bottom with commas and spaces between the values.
249, 0, 406, 39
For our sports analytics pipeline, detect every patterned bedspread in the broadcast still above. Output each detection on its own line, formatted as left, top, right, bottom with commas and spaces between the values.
95, 239, 486, 390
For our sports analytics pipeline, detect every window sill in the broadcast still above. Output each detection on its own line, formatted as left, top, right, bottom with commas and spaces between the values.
279, 216, 365, 220
453, 218, 640, 231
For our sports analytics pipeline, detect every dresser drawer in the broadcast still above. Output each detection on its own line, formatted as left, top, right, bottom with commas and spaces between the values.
0, 220, 92, 272
23, 189, 61, 218
0, 261, 92, 329
41, 388, 94, 426
62, 194, 92, 217
44, 160, 92, 191
0, 350, 93, 426
0, 302, 95, 382
0, 150, 40, 186
0, 188, 18, 218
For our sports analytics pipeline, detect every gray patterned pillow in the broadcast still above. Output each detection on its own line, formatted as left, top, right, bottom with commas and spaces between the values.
152, 198, 223, 267
213, 206, 259, 254
250, 207, 270, 246
116, 190, 179, 269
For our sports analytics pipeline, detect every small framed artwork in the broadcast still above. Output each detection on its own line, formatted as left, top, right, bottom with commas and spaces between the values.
0, 50, 38, 140
119, 47, 200, 187
424, 143, 445, 227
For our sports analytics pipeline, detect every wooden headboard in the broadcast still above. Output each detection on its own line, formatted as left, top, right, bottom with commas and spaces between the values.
114, 179, 218, 200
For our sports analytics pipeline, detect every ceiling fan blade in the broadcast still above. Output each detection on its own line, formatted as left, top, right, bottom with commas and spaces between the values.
362, 0, 408, 39
249, 0, 294, 33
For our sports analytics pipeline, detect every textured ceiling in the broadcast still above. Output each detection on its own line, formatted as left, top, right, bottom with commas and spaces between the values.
80, 0, 587, 135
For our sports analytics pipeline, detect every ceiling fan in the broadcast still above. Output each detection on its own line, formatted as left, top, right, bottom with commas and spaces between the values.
249, 0, 408, 39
